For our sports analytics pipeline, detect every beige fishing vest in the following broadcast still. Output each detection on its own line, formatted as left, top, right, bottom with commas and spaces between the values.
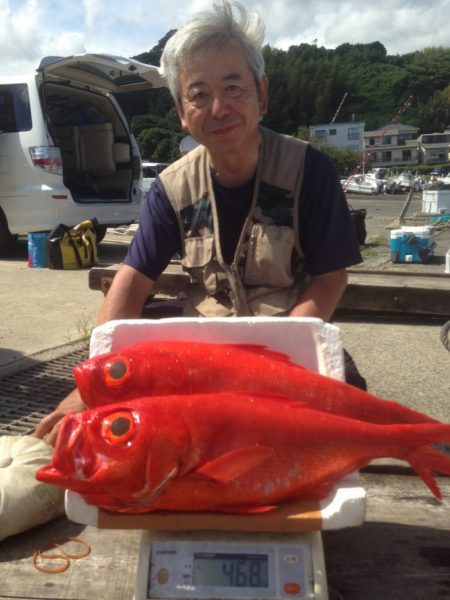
160, 127, 309, 317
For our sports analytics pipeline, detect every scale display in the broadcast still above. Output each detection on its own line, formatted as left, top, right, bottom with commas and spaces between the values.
141, 536, 315, 600
193, 552, 269, 588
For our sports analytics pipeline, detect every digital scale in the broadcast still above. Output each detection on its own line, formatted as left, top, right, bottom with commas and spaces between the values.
65, 316, 367, 600
134, 530, 327, 600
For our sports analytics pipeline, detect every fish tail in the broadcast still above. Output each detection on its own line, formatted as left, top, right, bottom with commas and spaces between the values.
406, 445, 450, 500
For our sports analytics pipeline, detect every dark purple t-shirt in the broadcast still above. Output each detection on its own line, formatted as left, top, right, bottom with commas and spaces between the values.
124, 145, 362, 280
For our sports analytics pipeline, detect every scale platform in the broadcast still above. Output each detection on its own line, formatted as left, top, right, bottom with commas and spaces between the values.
65, 317, 367, 600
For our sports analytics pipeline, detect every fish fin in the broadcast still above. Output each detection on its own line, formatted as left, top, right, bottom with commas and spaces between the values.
195, 446, 274, 483
222, 344, 305, 367
407, 446, 450, 500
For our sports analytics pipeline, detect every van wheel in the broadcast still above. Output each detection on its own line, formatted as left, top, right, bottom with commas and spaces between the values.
94, 225, 107, 244
0, 209, 18, 254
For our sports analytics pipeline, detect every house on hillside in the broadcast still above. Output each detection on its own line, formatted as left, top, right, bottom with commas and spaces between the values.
309, 120, 450, 168
416, 131, 450, 165
363, 122, 419, 168
309, 121, 365, 153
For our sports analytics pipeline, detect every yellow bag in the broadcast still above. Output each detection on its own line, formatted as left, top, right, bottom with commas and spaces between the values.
48, 219, 99, 269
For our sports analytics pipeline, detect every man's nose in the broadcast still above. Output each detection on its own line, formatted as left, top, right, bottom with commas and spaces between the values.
210, 92, 230, 117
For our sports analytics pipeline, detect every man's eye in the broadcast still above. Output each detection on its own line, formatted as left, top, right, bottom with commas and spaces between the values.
189, 91, 208, 107
226, 85, 243, 98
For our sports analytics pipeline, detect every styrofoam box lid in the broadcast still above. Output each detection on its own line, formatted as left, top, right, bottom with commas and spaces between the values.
400, 226, 434, 234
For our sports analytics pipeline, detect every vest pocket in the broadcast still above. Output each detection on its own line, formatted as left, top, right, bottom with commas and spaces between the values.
243, 223, 295, 287
183, 235, 221, 293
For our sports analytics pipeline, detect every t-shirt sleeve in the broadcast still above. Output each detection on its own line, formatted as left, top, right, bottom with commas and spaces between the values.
299, 146, 363, 276
123, 178, 182, 280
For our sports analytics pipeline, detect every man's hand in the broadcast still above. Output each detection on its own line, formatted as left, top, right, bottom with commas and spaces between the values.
33, 388, 85, 446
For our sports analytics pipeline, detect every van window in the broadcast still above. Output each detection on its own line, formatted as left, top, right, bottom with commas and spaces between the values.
0, 83, 32, 133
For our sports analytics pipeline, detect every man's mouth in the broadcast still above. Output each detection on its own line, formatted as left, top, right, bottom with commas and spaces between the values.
209, 123, 239, 135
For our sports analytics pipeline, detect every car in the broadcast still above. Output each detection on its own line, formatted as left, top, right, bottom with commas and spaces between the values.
141, 161, 169, 195
0, 54, 165, 252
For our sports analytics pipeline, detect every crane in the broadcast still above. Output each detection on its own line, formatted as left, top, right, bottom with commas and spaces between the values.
330, 92, 348, 125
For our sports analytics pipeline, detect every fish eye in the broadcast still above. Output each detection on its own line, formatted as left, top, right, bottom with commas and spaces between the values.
101, 411, 136, 445
103, 356, 132, 388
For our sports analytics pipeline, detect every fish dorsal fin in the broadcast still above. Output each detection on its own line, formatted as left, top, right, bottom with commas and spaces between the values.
221, 344, 305, 368
195, 445, 274, 483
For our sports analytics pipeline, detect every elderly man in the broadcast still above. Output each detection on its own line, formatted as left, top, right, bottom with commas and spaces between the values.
35, 0, 364, 444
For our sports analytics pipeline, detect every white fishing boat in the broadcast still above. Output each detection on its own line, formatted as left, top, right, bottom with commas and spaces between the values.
341, 174, 381, 195
365, 167, 390, 192
384, 171, 425, 194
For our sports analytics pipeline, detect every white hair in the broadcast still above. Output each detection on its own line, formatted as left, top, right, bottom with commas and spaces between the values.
160, 0, 266, 104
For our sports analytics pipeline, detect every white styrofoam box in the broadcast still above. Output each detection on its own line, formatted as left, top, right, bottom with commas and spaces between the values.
66, 317, 366, 531
422, 189, 450, 214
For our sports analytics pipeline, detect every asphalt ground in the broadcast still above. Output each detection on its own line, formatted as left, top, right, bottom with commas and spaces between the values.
1, 195, 449, 423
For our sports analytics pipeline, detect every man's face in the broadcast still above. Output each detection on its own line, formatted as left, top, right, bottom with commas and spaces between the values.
177, 42, 267, 155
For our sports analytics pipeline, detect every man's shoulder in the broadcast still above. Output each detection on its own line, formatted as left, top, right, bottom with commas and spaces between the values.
260, 126, 308, 151
161, 145, 207, 180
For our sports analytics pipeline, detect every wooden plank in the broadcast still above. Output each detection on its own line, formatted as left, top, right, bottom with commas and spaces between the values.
1, 473, 448, 599
340, 271, 450, 316
323, 472, 450, 600
88, 262, 188, 297
0, 516, 141, 599
88, 263, 450, 317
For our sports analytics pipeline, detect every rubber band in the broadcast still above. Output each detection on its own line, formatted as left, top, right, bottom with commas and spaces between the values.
32, 537, 91, 574
32, 551, 70, 574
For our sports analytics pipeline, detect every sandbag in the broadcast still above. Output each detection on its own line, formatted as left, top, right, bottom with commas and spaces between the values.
0, 435, 65, 541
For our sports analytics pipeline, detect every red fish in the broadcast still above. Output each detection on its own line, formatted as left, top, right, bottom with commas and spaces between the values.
73, 340, 438, 425
36, 392, 450, 514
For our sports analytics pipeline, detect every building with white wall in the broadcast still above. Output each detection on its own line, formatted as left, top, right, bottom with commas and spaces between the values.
309, 121, 365, 153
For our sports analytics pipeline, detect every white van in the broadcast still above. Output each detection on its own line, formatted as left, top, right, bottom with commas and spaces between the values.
0, 54, 165, 252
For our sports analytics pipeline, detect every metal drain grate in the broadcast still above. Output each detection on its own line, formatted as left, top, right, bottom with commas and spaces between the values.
0, 345, 89, 436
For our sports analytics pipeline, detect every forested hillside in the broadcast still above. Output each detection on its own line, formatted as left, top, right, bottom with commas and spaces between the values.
116, 33, 450, 165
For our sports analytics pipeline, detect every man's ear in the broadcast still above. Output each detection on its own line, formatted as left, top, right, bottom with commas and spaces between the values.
258, 76, 269, 116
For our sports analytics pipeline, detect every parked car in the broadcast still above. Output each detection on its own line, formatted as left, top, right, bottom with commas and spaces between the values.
141, 161, 169, 195
0, 54, 165, 252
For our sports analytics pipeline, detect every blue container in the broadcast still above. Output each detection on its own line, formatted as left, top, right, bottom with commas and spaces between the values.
390, 227, 435, 263
27, 232, 48, 268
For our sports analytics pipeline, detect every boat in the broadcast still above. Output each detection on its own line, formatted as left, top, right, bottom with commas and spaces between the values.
384, 171, 425, 194
341, 174, 381, 195
365, 168, 390, 192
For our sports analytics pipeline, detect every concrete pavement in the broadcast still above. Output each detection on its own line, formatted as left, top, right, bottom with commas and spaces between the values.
1, 234, 129, 371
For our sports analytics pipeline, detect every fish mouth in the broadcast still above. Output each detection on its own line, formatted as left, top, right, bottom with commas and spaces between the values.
36, 414, 98, 492
72, 362, 93, 404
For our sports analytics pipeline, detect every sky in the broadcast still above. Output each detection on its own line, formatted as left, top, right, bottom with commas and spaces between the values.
2, 0, 450, 76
